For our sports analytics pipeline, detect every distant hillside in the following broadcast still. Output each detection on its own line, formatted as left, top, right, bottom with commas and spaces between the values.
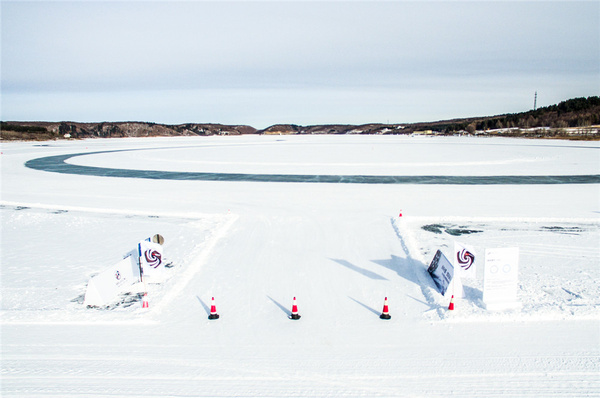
256, 96, 599, 139
2, 96, 599, 141
258, 123, 403, 135
408, 96, 600, 137
0, 121, 257, 141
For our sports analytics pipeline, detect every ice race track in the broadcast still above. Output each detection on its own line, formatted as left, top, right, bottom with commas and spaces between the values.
1, 135, 599, 397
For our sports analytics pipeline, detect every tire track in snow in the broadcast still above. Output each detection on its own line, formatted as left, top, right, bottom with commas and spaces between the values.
3, 353, 598, 397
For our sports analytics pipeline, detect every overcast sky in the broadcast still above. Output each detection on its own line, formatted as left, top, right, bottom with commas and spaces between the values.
2, 1, 598, 128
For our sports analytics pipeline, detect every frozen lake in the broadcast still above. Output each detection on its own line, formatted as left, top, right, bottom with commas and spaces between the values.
1, 135, 599, 397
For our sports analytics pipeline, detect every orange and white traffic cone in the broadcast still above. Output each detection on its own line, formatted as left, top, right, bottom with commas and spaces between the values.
142, 292, 149, 308
380, 297, 391, 319
448, 295, 455, 311
290, 297, 301, 320
208, 297, 220, 320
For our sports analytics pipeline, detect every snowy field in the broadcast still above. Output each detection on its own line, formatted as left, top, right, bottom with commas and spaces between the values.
1, 135, 599, 397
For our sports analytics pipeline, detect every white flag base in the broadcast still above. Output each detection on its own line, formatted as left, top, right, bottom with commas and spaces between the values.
141, 274, 166, 284
483, 300, 522, 311
453, 274, 466, 299
130, 282, 146, 293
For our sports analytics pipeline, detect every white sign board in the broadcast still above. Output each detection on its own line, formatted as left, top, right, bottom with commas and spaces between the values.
427, 250, 454, 296
482, 247, 521, 311
83, 255, 140, 307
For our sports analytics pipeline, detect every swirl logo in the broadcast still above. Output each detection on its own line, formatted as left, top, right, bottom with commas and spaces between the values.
457, 249, 475, 270
144, 249, 162, 268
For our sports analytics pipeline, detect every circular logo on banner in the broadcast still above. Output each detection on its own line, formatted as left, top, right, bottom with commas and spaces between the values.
145, 249, 162, 268
503, 264, 512, 273
457, 249, 475, 270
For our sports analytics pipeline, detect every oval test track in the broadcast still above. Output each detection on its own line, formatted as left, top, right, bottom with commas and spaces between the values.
25, 148, 600, 185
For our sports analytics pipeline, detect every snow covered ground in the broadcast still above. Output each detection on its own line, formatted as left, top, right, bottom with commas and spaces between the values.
1, 135, 599, 397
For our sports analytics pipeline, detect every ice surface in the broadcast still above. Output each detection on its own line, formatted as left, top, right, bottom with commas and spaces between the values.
1, 136, 599, 397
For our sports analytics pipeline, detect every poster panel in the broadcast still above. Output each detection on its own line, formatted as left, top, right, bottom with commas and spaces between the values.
483, 247, 521, 311
427, 250, 454, 296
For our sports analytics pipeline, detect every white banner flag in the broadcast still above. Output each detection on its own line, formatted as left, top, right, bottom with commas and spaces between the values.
83, 255, 140, 307
483, 247, 521, 311
138, 238, 164, 281
454, 242, 476, 280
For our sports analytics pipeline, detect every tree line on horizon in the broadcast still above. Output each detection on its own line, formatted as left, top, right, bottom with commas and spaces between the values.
1, 96, 599, 140
415, 96, 600, 134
